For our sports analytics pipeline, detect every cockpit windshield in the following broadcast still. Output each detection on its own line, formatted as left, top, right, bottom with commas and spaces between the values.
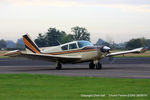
78, 41, 93, 48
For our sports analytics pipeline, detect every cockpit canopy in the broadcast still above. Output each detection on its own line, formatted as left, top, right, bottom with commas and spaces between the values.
61, 40, 93, 51
77, 41, 93, 48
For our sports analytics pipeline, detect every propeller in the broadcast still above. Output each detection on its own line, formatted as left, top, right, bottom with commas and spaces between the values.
100, 46, 116, 63
108, 56, 115, 63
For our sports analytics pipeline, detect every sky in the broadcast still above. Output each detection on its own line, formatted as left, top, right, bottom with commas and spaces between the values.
0, 0, 150, 43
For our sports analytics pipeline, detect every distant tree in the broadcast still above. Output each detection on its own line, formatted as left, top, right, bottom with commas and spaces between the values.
35, 28, 68, 47
146, 39, 150, 49
45, 28, 67, 46
6, 40, 16, 48
35, 33, 46, 47
115, 42, 127, 50
110, 41, 116, 50
35, 26, 91, 47
16, 38, 25, 49
61, 34, 74, 44
126, 38, 147, 49
71, 26, 90, 41
0, 39, 6, 49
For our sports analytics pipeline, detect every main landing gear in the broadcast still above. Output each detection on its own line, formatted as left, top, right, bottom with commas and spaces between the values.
56, 62, 62, 69
89, 62, 95, 69
89, 61, 102, 70
95, 62, 102, 69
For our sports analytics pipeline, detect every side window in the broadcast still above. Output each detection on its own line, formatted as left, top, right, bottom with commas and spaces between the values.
69, 43, 77, 49
61, 45, 68, 50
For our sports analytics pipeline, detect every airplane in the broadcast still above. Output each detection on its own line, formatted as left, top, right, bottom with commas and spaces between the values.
3, 34, 145, 70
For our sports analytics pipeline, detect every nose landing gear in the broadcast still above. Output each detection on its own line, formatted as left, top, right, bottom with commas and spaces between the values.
89, 61, 102, 70
95, 62, 102, 69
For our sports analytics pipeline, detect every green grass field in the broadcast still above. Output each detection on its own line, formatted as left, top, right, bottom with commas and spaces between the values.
0, 51, 7, 58
0, 56, 8, 58
0, 74, 149, 100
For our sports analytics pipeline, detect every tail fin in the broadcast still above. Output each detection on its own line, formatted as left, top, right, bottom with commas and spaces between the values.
23, 34, 41, 54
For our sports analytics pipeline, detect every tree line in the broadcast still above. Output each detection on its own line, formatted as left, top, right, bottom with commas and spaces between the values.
0, 26, 150, 50
0, 26, 90, 49
126, 38, 150, 49
96, 37, 150, 50
35, 26, 90, 47
0, 38, 25, 50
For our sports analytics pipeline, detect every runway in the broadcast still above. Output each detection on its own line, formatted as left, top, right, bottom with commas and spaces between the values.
0, 57, 150, 78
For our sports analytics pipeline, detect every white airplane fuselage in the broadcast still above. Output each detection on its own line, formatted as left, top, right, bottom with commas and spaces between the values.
39, 41, 106, 63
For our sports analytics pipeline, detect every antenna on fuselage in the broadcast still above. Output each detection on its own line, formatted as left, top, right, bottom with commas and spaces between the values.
57, 40, 61, 45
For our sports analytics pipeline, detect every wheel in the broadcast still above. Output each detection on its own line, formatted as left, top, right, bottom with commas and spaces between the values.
56, 62, 62, 69
96, 62, 102, 70
89, 62, 95, 69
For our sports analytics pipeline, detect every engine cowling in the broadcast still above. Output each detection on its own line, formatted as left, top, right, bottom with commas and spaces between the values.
100, 46, 111, 53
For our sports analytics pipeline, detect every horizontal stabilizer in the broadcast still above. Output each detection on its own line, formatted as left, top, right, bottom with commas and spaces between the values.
2, 50, 21, 57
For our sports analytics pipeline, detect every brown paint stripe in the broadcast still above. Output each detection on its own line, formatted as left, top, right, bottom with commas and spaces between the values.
23, 35, 40, 52
25, 45, 36, 53
45, 49, 97, 55
23, 37, 40, 54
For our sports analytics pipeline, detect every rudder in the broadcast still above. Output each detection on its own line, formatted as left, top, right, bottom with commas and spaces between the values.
23, 34, 41, 54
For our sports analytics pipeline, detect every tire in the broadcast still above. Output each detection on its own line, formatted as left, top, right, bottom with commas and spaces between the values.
96, 62, 102, 70
89, 62, 95, 69
56, 63, 62, 69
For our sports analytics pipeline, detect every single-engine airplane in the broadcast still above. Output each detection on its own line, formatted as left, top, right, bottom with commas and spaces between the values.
3, 34, 145, 69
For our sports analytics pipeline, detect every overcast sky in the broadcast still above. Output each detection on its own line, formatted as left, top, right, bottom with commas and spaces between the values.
0, 0, 150, 43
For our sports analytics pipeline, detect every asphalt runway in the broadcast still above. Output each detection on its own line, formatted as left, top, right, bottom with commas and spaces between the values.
0, 57, 150, 78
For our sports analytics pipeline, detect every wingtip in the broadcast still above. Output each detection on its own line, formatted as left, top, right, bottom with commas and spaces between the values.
133, 47, 147, 53
141, 47, 147, 53
2, 50, 21, 56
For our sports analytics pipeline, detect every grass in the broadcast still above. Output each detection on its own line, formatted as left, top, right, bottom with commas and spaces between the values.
0, 56, 8, 58
0, 51, 7, 58
0, 74, 149, 100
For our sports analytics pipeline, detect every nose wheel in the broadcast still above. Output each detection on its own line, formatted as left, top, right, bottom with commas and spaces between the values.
89, 61, 102, 70
95, 62, 102, 70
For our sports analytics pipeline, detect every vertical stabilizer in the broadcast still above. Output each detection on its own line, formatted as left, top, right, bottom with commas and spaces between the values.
23, 34, 41, 54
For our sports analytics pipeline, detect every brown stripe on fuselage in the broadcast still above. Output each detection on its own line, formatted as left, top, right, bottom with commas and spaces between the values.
23, 37, 40, 54
44, 48, 97, 55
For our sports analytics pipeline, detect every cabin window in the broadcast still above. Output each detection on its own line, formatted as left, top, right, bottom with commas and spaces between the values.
61, 45, 68, 50
69, 43, 77, 49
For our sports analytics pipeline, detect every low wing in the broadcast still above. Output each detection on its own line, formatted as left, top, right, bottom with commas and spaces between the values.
20, 53, 82, 63
2, 34, 82, 64
3, 50, 82, 63
106, 47, 145, 57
